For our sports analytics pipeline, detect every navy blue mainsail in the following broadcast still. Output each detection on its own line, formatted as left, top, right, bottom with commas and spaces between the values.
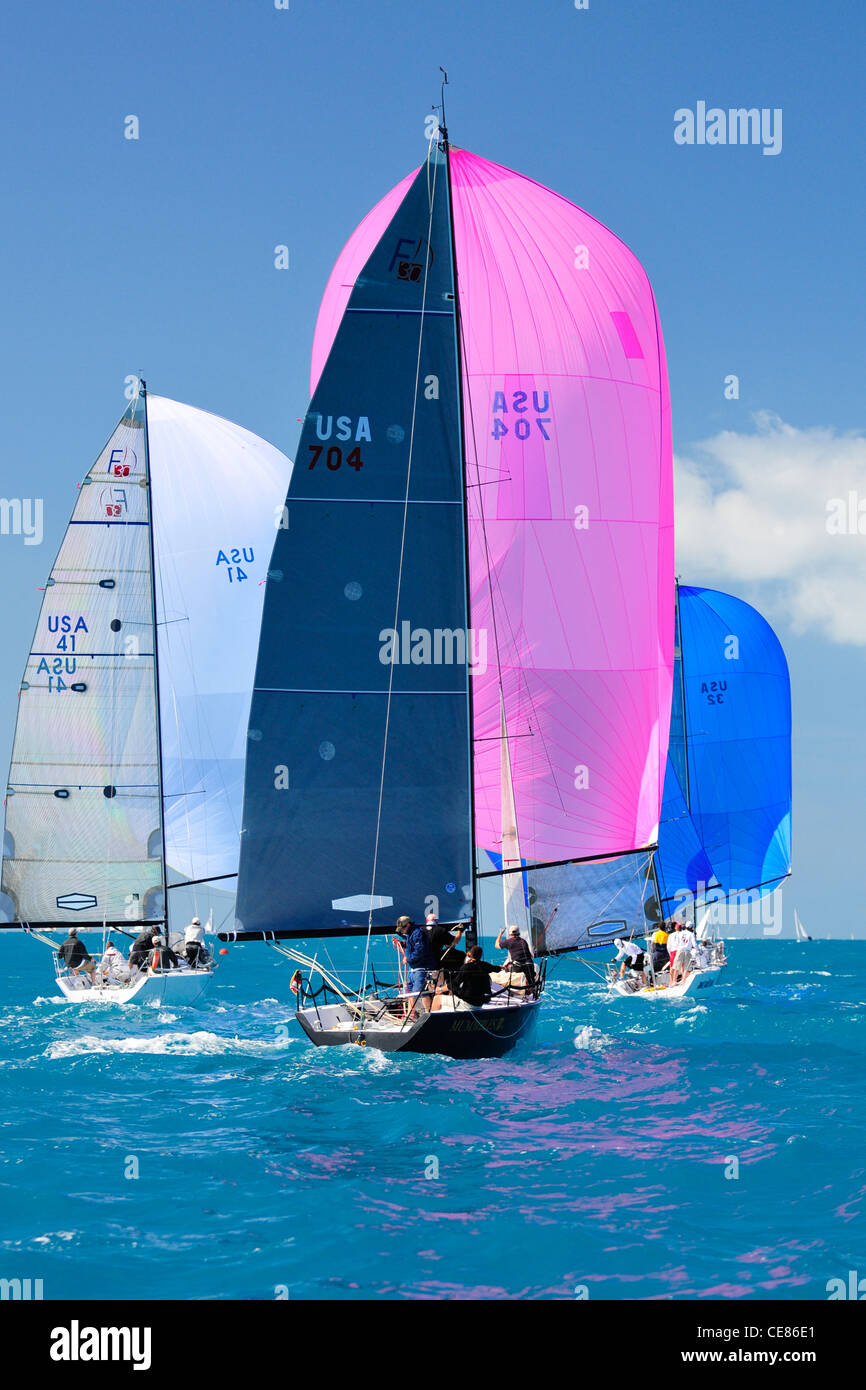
234, 150, 473, 939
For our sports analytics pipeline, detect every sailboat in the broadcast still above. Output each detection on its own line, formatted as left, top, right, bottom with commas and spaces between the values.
793, 910, 811, 942
610, 582, 793, 999
218, 123, 675, 1056
0, 383, 291, 1003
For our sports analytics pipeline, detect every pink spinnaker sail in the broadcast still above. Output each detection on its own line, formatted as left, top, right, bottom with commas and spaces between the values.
311, 150, 673, 865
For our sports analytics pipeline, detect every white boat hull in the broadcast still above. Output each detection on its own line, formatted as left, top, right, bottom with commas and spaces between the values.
55, 967, 215, 1006
609, 966, 723, 1001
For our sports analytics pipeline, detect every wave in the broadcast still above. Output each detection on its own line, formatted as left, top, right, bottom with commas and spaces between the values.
44, 1030, 295, 1060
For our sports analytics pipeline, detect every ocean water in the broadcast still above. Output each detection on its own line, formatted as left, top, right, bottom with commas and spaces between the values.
0, 937, 863, 1301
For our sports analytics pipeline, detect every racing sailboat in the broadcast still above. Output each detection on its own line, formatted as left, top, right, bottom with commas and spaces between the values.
610, 582, 793, 999
794, 910, 811, 942
219, 124, 675, 1055
0, 383, 291, 1002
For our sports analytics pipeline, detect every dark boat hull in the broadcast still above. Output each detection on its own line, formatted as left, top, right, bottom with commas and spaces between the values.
296, 998, 540, 1058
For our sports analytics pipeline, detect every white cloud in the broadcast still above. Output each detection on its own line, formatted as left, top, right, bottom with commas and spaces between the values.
674, 413, 866, 645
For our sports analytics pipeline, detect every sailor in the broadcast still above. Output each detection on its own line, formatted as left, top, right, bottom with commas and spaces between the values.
184, 915, 205, 968
150, 933, 179, 972
670, 924, 697, 985
129, 926, 158, 973
692, 934, 709, 969
613, 937, 646, 986
650, 926, 670, 975
98, 939, 127, 983
425, 914, 465, 986
495, 924, 536, 987
57, 928, 96, 981
454, 945, 498, 1007
395, 915, 436, 1014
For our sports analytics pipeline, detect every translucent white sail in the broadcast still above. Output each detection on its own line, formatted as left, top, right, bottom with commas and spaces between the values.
146, 395, 292, 888
1, 391, 293, 928
1, 401, 163, 924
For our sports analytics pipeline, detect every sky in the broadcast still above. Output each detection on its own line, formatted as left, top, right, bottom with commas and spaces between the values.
0, 0, 863, 935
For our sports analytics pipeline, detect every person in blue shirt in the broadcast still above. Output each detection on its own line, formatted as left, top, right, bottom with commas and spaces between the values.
395, 915, 436, 1015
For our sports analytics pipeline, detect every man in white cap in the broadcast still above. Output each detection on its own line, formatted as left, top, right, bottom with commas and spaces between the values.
613, 937, 646, 987
184, 915, 205, 969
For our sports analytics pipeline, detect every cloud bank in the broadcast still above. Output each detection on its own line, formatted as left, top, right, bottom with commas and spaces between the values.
674, 413, 866, 645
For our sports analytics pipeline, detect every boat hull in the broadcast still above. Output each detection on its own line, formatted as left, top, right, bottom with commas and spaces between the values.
296, 997, 540, 1058
609, 966, 722, 1001
55, 968, 215, 1006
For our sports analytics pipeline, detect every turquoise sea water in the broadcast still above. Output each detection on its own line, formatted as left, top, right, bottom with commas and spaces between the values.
0, 938, 863, 1301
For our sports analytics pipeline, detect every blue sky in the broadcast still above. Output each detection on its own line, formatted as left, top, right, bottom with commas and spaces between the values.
0, 0, 863, 934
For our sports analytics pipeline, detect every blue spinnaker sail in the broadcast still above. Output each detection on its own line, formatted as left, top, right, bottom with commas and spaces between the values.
656, 585, 792, 911
233, 149, 473, 938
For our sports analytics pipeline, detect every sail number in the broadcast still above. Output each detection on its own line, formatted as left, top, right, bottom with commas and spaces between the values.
491, 417, 550, 441
702, 680, 727, 705
491, 389, 552, 442
308, 445, 364, 472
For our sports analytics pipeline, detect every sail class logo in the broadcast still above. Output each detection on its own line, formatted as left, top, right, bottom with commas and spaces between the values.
378, 622, 488, 675
49, 1320, 152, 1370
674, 102, 782, 155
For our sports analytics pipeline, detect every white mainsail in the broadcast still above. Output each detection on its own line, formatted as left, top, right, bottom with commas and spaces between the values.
1, 388, 292, 930
2, 403, 162, 923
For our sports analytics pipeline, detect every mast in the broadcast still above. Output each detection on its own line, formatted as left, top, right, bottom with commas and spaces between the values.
441, 108, 479, 945
141, 380, 169, 937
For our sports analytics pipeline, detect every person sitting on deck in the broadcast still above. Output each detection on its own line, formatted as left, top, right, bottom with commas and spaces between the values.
495, 925, 536, 987
149, 934, 179, 972
184, 916, 205, 968
129, 926, 159, 973
98, 940, 128, 984
692, 934, 709, 969
395, 915, 436, 1015
57, 928, 95, 982
454, 945, 499, 1008
425, 915, 465, 988
613, 937, 647, 987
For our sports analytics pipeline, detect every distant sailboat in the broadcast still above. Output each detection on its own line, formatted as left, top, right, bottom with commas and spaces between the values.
220, 123, 674, 1054
0, 383, 291, 1002
613, 583, 793, 1000
794, 910, 812, 942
